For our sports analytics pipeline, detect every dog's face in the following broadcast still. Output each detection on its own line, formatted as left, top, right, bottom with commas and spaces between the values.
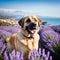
18, 16, 42, 36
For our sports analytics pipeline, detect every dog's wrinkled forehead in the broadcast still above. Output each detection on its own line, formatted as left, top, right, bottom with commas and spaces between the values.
18, 16, 42, 27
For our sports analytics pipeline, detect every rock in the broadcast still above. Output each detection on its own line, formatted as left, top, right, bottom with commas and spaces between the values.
42, 22, 49, 25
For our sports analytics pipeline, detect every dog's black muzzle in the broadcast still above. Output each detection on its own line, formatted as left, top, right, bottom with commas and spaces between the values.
29, 23, 36, 29
25, 23, 37, 34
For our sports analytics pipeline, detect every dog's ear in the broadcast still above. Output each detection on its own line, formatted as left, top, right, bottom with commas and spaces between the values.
37, 17, 42, 26
18, 18, 24, 27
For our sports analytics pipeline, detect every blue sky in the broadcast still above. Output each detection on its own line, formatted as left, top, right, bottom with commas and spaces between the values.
0, 0, 60, 3
0, 0, 60, 17
0, 0, 60, 8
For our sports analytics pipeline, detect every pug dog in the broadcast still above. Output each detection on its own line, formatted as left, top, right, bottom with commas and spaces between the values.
7, 16, 42, 60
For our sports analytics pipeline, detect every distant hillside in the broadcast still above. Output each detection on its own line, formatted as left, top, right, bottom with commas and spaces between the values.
0, 18, 18, 26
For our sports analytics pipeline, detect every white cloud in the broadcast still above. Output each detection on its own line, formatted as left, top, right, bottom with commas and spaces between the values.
0, 8, 33, 13
0, 8, 17, 13
0, 7, 60, 18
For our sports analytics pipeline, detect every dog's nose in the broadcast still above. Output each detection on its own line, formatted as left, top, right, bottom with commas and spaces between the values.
31, 23, 36, 27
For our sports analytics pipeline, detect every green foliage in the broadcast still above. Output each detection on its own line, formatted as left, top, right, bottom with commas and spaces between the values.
0, 55, 4, 60
52, 41, 60, 54
0, 21, 11, 26
3, 36, 10, 43
46, 34, 55, 40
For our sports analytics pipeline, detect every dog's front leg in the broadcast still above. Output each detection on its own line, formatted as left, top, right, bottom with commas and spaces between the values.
27, 39, 34, 56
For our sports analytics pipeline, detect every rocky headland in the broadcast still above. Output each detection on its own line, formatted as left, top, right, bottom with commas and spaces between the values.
0, 18, 18, 26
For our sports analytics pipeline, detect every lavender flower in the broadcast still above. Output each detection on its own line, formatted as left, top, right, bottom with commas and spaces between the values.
4, 51, 9, 60
0, 26, 53, 60
28, 48, 52, 60
39, 25, 60, 60
0, 44, 6, 55
51, 25, 60, 34
0, 26, 20, 34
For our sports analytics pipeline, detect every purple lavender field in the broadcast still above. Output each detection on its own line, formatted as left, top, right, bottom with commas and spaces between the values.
0, 25, 60, 60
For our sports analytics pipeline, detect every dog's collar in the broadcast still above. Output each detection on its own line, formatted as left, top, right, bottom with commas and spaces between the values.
22, 33, 33, 39
21, 29, 34, 39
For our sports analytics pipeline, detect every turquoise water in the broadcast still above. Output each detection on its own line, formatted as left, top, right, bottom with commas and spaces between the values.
40, 17, 60, 26
15, 17, 60, 26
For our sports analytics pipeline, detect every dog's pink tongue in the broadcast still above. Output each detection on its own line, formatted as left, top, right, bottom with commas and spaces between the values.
31, 30, 36, 34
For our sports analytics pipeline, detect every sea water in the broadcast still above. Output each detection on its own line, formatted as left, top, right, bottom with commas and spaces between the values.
15, 17, 60, 26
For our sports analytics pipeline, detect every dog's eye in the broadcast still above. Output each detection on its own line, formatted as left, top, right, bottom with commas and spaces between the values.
26, 19, 31, 23
34, 18, 37, 22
